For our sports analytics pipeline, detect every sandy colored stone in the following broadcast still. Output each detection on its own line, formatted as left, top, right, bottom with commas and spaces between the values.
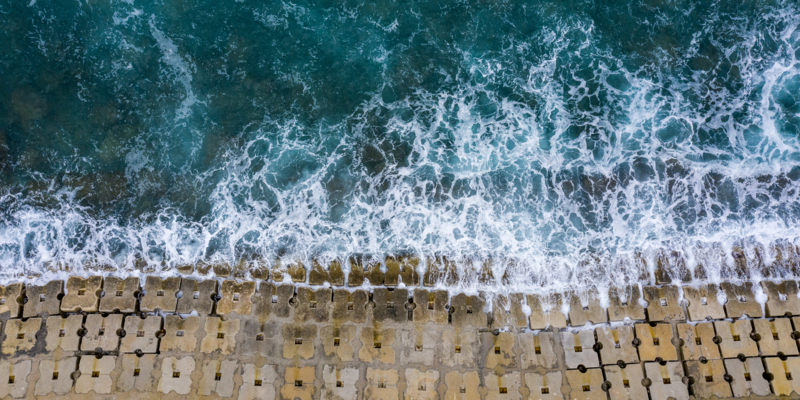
486, 331, 517, 368
283, 324, 317, 360
176, 278, 217, 314
332, 289, 368, 323
450, 293, 487, 328
484, 371, 522, 400
602, 364, 647, 400
217, 280, 255, 317
753, 317, 798, 356
607, 285, 645, 322
714, 320, 758, 358
764, 356, 800, 396
683, 283, 726, 321
413, 289, 448, 324
724, 357, 770, 397
676, 322, 721, 361
75, 355, 116, 394
23, 280, 63, 318
562, 330, 598, 369
140, 276, 180, 313
0, 283, 23, 319
45, 314, 82, 352
441, 329, 478, 368
595, 326, 638, 365
0, 359, 31, 399
519, 331, 558, 369
239, 364, 278, 400
524, 371, 563, 400
321, 324, 356, 361
634, 323, 677, 361
491, 293, 527, 329
120, 315, 161, 353
201, 316, 240, 354
401, 328, 436, 365
2, 318, 40, 355
721, 282, 763, 318
158, 356, 195, 395
385, 255, 420, 286
568, 289, 607, 326
444, 371, 480, 400
373, 288, 409, 323
282, 366, 316, 400
644, 362, 688, 400
34, 357, 77, 396
684, 359, 731, 398
365, 368, 399, 400
564, 369, 605, 400
763, 280, 800, 317
527, 293, 567, 330
642, 285, 684, 322
405, 368, 439, 400
99, 276, 139, 313
82, 313, 123, 351
161, 314, 200, 352
322, 365, 359, 400
240, 318, 280, 358
253, 282, 295, 321
198, 358, 238, 397
117, 353, 157, 393
295, 287, 333, 323
360, 327, 396, 364
61, 276, 102, 313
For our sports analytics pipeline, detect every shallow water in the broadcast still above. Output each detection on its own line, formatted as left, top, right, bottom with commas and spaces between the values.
1, 0, 799, 291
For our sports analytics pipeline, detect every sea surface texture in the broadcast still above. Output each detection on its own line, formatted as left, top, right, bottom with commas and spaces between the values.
1, 0, 799, 291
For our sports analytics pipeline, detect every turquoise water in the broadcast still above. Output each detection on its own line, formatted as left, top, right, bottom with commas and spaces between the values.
1, 0, 799, 289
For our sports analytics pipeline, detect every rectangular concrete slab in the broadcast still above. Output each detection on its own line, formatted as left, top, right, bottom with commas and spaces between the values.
239, 364, 278, 400
321, 324, 357, 362
322, 365, 358, 400
607, 285, 645, 322
568, 289, 607, 326
82, 313, 123, 351
634, 323, 677, 361
721, 282, 763, 318
483, 371, 522, 400
120, 315, 161, 353
485, 331, 517, 369
373, 288, 409, 323
643, 361, 688, 400
161, 314, 200, 352
217, 280, 255, 317
295, 287, 333, 323
140, 276, 180, 313
643, 285, 685, 322
117, 353, 157, 393
201, 316, 240, 354
683, 284, 726, 321
75, 355, 116, 394
753, 317, 798, 356
677, 322, 721, 361
764, 356, 800, 396
359, 327, 395, 364
444, 371, 480, 400
527, 293, 567, 330
0, 283, 23, 319
562, 330, 599, 369
519, 331, 558, 369
99, 276, 139, 313
440, 329, 479, 368
0, 359, 31, 399
684, 359, 732, 398
595, 326, 638, 365
2, 318, 40, 355
450, 293, 487, 329
564, 369, 604, 400
157, 356, 195, 395
365, 368, 399, 400
198, 358, 238, 397
61, 276, 102, 313
175, 278, 217, 315
405, 368, 439, 400
524, 371, 563, 400
603, 364, 647, 400
45, 314, 82, 352
332, 289, 368, 323
491, 293, 527, 329
412, 289, 448, 324
23, 280, 63, 318
763, 280, 800, 317
714, 320, 758, 358
34, 357, 77, 396
723, 357, 771, 397
282, 323, 317, 360
400, 328, 436, 365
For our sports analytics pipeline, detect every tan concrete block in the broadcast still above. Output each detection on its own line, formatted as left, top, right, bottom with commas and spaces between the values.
423, 257, 459, 287
240, 318, 280, 358
444, 371, 480, 400
217, 280, 255, 317
440, 329, 479, 368
360, 327, 396, 364
764, 280, 800, 317
413, 289, 448, 324
198, 358, 238, 397
374, 288, 409, 323
450, 293, 487, 328
139, 276, 180, 313
332, 289, 368, 323
158, 356, 195, 395
721, 281, 763, 318
519, 331, 558, 369
176, 278, 217, 314
754, 317, 798, 356
161, 315, 200, 352
81, 313, 123, 351
117, 353, 157, 392
61, 276, 102, 313
643, 362, 688, 400
365, 368, 399, 400
562, 330, 599, 369
484, 371, 522, 400
492, 293, 527, 329
0, 359, 31, 399
120, 315, 161, 353
683, 284, 726, 321
321, 365, 358, 400
253, 282, 294, 320
295, 287, 333, 323
23, 280, 63, 318
486, 331, 517, 369
595, 326, 638, 365
643, 285, 684, 322
34, 357, 77, 396
527, 293, 567, 330
282, 324, 317, 360
348, 256, 383, 287
285, 259, 308, 283
564, 369, 604, 400
201, 316, 240, 354
568, 289, 607, 326
99, 276, 139, 313
602, 364, 647, 400
405, 369, 439, 400
75, 355, 116, 394
677, 322, 721, 361
310, 259, 345, 286
524, 371, 563, 400
684, 359, 731, 398
634, 323, 677, 361
385, 255, 420, 286
238, 364, 278, 400
401, 328, 436, 365
764, 356, 800, 396
1, 318, 40, 355
607, 285, 645, 322
45, 314, 82, 352
282, 366, 316, 400
0, 283, 23, 319
723, 357, 770, 397
714, 320, 758, 358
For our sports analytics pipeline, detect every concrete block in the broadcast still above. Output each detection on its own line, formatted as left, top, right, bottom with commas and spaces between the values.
450, 293, 487, 329
282, 366, 316, 400
486, 331, 517, 368
643, 362, 688, 400
45, 314, 82, 352
491, 293, 527, 329
602, 364, 647, 400
0, 359, 31, 399
201, 316, 240, 354
527, 293, 567, 330
61, 276, 102, 313
176, 278, 217, 315
282, 324, 317, 360
332, 289, 368, 323
99, 276, 139, 313
412, 289, 448, 324
562, 330, 599, 369
81, 313, 123, 351
443, 371, 480, 400
139, 276, 180, 313
360, 327, 396, 364
310, 259, 345, 286
158, 356, 195, 395
239, 364, 278, 400
684, 359, 731, 398
714, 320, 758, 358
295, 287, 333, 323
23, 280, 63, 318
365, 368, 399, 400
117, 353, 157, 392
484, 371, 522, 400
120, 315, 161, 353
322, 365, 359, 400
643, 285, 684, 322
519, 331, 558, 369
607, 285, 645, 322
198, 358, 238, 397
373, 288, 409, 323
723, 357, 771, 397
0, 283, 23, 319
764, 356, 800, 396
401, 328, 436, 365
677, 322, 721, 361
634, 323, 677, 361
423, 257, 458, 287
34, 356, 77, 396
75, 355, 116, 394
721, 282, 763, 318
763, 280, 800, 317
1, 318, 40, 355
385, 255, 420, 286
240, 319, 280, 358
161, 315, 200, 352
217, 280, 255, 317
753, 317, 798, 356
683, 284, 726, 321
348, 256, 383, 287
253, 282, 294, 320
441, 329, 479, 368
568, 289, 607, 326
405, 368, 439, 400
595, 326, 638, 365
564, 369, 604, 400
524, 371, 563, 400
